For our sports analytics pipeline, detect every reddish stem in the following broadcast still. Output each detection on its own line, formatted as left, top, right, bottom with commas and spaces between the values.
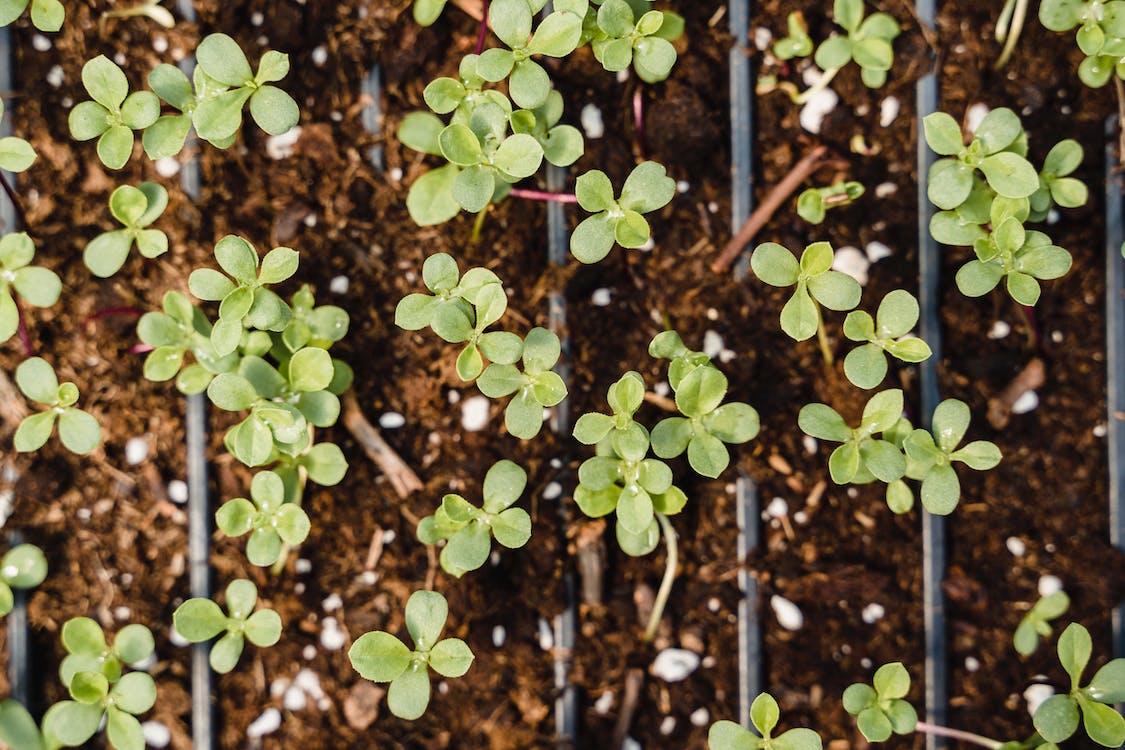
129, 343, 154, 355
509, 188, 579, 203
633, 87, 646, 158
0, 171, 29, 230
84, 306, 144, 326
474, 0, 491, 54
14, 300, 32, 357
1019, 304, 1042, 351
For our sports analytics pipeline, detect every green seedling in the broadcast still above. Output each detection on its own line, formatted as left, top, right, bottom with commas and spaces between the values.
0, 101, 36, 173
413, 0, 447, 25
216, 470, 311, 566
751, 241, 861, 347
587, 0, 679, 83
173, 578, 283, 674
648, 329, 710, 388
85, 182, 168, 277
477, 326, 566, 439
0, 0, 62, 31
68, 55, 159, 170
773, 12, 814, 60
844, 662, 918, 742
573, 370, 649, 460
842, 290, 932, 389
137, 289, 229, 385
1015, 590, 1070, 656
188, 235, 297, 356
0, 700, 44, 750
1030, 139, 1088, 218
0, 232, 61, 345
418, 459, 532, 577
416, 54, 517, 127
13, 357, 101, 455
798, 389, 905, 485
42, 618, 156, 750
796, 181, 865, 225
477, 0, 584, 109
510, 90, 585, 168
1039, 0, 1125, 87
1032, 623, 1125, 747
349, 590, 474, 720
708, 692, 823, 750
813, 0, 901, 89
571, 161, 676, 263
191, 33, 299, 142
0, 543, 46, 616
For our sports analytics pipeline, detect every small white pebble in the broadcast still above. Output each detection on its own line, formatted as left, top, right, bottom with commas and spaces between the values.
875, 181, 898, 198
270, 678, 290, 699
879, 96, 900, 127
1094, 423, 1108, 437
706, 307, 719, 320
615, 69, 629, 83
311, 46, 328, 66
31, 34, 51, 51
1023, 684, 1054, 715
676, 180, 690, 194
538, 618, 554, 650
594, 690, 614, 715
378, 412, 405, 429
753, 27, 773, 51
295, 669, 324, 700
294, 582, 306, 595
965, 656, 981, 672
966, 103, 990, 135
251, 11, 264, 25
793, 511, 809, 525
861, 603, 885, 624
358, 571, 377, 585
690, 707, 710, 727
987, 320, 1011, 340
1047, 208, 1060, 225
802, 435, 818, 455
622, 738, 642, 750
294, 558, 312, 574
155, 157, 181, 178
703, 330, 724, 359
865, 241, 892, 263
132, 652, 157, 671
492, 625, 506, 648
46, 65, 64, 87
1038, 575, 1064, 597
659, 716, 676, 736
169, 627, 189, 647
1011, 391, 1039, 415
707, 597, 721, 613
114, 52, 126, 66
448, 390, 461, 404
114, 606, 132, 621
639, 237, 655, 252
708, 201, 719, 214
765, 497, 788, 519
329, 275, 349, 294
1006, 537, 1027, 557
322, 594, 343, 612
580, 103, 604, 139
125, 437, 149, 465
651, 649, 701, 682
591, 288, 611, 307
141, 721, 171, 748
266, 126, 302, 160
383, 529, 396, 543
390, 167, 403, 182
76, 508, 92, 521
832, 246, 870, 286
247, 708, 282, 738
320, 617, 346, 651
168, 480, 188, 504
302, 645, 317, 660
543, 481, 562, 501
1050, 330, 1064, 343
152, 36, 169, 54
702, 655, 716, 669
283, 685, 307, 711
771, 595, 804, 631
719, 349, 735, 363
654, 382, 671, 397
121, 573, 133, 586
799, 87, 838, 135
861, 657, 872, 669
461, 396, 491, 431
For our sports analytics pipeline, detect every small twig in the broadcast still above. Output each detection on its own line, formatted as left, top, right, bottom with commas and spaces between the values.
712, 145, 829, 273
509, 188, 579, 203
364, 526, 385, 571
473, 0, 490, 54
84, 306, 144, 326
987, 357, 1046, 429
611, 668, 645, 750
342, 392, 423, 499
575, 520, 605, 608
0, 170, 29, 230
915, 722, 1003, 750
642, 391, 677, 412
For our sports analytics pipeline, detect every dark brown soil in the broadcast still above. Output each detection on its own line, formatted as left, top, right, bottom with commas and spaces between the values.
0, 1, 1122, 749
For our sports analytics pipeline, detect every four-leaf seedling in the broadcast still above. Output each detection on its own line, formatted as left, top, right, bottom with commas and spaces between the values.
84, 182, 169, 278
709, 692, 823, 750
14, 357, 101, 455
843, 662, 918, 743
68, 56, 160, 170
0, 232, 60, 345
216, 470, 311, 566
1032, 623, 1125, 748
173, 578, 283, 674
1014, 589, 1070, 656
842, 290, 931, 389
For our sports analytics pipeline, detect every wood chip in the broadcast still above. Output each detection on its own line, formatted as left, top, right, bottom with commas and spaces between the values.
768, 454, 793, 475
343, 682, 384, 730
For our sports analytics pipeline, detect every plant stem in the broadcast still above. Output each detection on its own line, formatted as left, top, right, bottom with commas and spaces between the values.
470, 206, 489, 243
794, 66, 840, 104
813, 303, 834, 367
643, 513, 677, 642
474, 0, 490, 54
0, 170, 29, 230
508, 188, 579, 203
994, 0, 1028, 69
14, 301, 32, 357
914, 722, 1004, 750
633, 86, 646, 158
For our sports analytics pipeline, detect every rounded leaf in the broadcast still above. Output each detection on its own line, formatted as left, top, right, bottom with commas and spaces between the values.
429, 637, 474, 678
197, 33, 254, 86
388, 666, 431, 720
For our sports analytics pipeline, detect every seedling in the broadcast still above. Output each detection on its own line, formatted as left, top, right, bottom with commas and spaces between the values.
573, 370, 649, 460
418, 459, 532, 577
796, 181, 864, 225
924, 108, 1038, 209
842, 290, 932, 389
843, 662, 917, 742
1039, 0, 1125, 87
587, 0, 680, 83
215, 470, 311, 566
477, 327, 566, 439
708, 692, 823, 750
348, 590, 474, 720
773, 12, 813, 60
1032, 623, 1125, 747
13, 356, 101, 455
0, 232, 61, 345
68, 55, 160, 170
571, 161, 676, 264
173, 578, 283, 674
84, 182, 168, 277
1030, 139, 1088, 218
813, 0, 901, 89
0, 0, 62, 31
0, 543, 46, 616
798, 389, 906, 486
0, 101, 36, 173
1014, 589, 1070, 656
42, 618, 156, 750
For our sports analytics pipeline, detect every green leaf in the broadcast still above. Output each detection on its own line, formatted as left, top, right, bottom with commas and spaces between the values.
780, 284, 819, 341
349, 631, 411, 682
808, 270, 861, 311
528, 10, 582, 56
58, 408, 101, 455
105, 707, 144, 750
405, 589, 447, 651
69, 670, 109, 703
750, 692, 780, 735
857, 706, 893, 742
97, 124, 135, 170
490, 0, 533, 49
82, 55, 129, 110
705, 402, 760, 443
452, 165, 495, 213
1088, 659, 1125, 703
243, 609, 282, 646
873, 662, 911, 699
388, 666, 431, 720
619, 161, 676, 213
255, 50, 290, 84
0, 700, 44, 750
482, 459, 527, 512
923, 112, 965, 156
194, 88, 253, 142
616, 516, 660, 556
842, 683, 877, 714
1, 544, 47, 588
814, 35, 853, 70
14, 411, 56, 452
208, 373, 259, 411
109, 671, 156, 714
120, 91, 159, 130
1081, 699, 1125, 747
798, 403, 851, 442
928, 158, 975, 210
113, 623, 154, 665
258, 245, 299, 284
523, 327, 560, 373
399, 111, 445, 155
41, 701, 103, 747
288, 347, 334, 392
429, 637, 475, 678
29, 0, 62, 31
576, 170, 615, 212
68, 101, 110, 141
209, 631, 245, 674
0, 136, 35, 173
688, 431, 730, 478
12, 265, 61, 307
493, 133, 543, 178
844, 344, 888, 389
571, 213, 616, 263
980, 152, 1039, 198
773, 728, 824, 750
1058, 622, 1092, 688
862, 389, 904, 433
634, 36, 678, 82
197, 33, 254, 86
505, 390, 545, 438
173, 598, 229, 642
491, 507, 532, 549
1034, 694, 1080, 743
708, 719, 755, 749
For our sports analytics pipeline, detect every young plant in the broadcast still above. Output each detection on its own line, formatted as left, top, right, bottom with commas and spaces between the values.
215, 470, 311, 566
1032, 623, 1125, 747
42, 618, 156, 750
924, 108, 1038, 210
708, 692, 823, 750
477, 326, 566, 439
842, 290, 932, 389
813, 0, 902, 89
84, 182, 168, 277
348, 590, 474, 720
1039, 0, 1125, 87
68, 55, 160, 170
172, 578, 283, 674
1030, 139, 1089, 218
571, 161, 676, 263
796, 181, 865, 225
13, 356, 101, 455
1014, 589, 1070, 656
0, 232, 61, 345
798, 389, 905, 486
0, 543, 46, 616
477, 0, 584, 109
587, 0, 680, 83
417, 459, 532, 577
0, 0, 62, 32
0, 101, 36, 173
772, 12, 813, 60
843, 662, 917, 742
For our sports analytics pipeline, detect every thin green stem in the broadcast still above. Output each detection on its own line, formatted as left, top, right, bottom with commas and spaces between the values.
643, 513, 678, 643
794, 66, 840, 104
914, 722, 1004, 750
270, 468, 307, 576
470, 206, 488, 244
813, 303, 834, 367
994, 0, 1028, 70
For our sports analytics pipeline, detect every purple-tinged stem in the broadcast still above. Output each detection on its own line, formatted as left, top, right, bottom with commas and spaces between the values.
129, 343, 154, 355
0, 171, 29, 231
633, 87, 646, 158
509, 188, 578, 204
1020, 304, 1042, 351
474, 0, 491, 54
14, 301, 32, 357
85, 306, 144, 326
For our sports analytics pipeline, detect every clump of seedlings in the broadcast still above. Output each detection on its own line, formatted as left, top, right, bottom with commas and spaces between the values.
1039, 0, 1125, 87
173, 579, 283, 674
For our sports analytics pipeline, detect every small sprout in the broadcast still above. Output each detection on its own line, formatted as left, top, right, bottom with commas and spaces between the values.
0, 0, 63, 32
0, 543, 47, 616
103, 0, 175, 28
0, 101, 36, 173
0, 232, 61, 344
798, 389, 905, 485
14, 357, 101, 455
708, 692, 823, 750
796, 181, 865, 225
44, 617, 156, 750
477, 327, 566, 439
413, 0, 448, 26
478, 0, 584, 109
348, 590, 474, 720
216, 470, 311, 566
842, 290, 932, 389
1014, 590, 1070, 656
751, 241, 862, 342
418, 459, 532, 577
1031, 139, 1089, 218
773, 12, 814, 60
1039, 0, 1125, 87
571, 161, 676, 263
843, 662, 918, 742
510, 90, 585, 167
1032, 623, 1125, 747
956, 209, 1072, 307
193, 33, 299, 142
814, 0, 901, 88
573, 370, 649, 459
173, 579, 283, 674
68, 55, 160, 170
85, 182, 169, 277
188, 235, 297, 356
589, 0, 679, 83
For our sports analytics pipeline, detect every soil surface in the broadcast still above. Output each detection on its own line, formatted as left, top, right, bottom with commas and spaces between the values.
0, 1, 1122, 749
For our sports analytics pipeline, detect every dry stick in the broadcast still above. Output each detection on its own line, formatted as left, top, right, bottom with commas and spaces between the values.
451, 0, 485, 21
712, 145, 829, 273
611, 668, 645, 750
341, 392, 423, 499
986, 357, 1045, 430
